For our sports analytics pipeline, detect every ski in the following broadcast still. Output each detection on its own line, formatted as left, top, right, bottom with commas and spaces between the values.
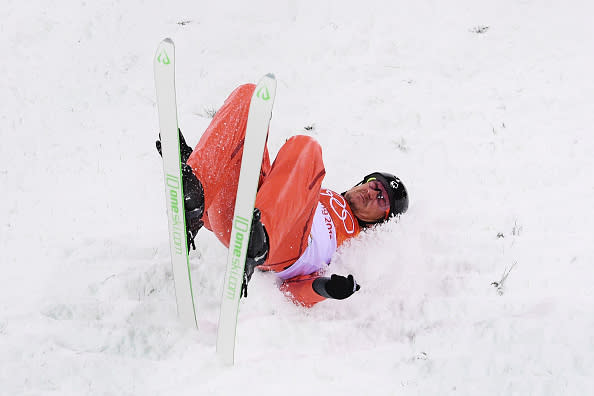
216, 74, 277, 365
154, 38, 197, 329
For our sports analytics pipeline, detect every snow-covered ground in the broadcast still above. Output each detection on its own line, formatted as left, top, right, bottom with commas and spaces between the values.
2, 0, 593, 394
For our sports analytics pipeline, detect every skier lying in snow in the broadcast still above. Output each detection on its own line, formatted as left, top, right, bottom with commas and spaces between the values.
156, 83, 409, 307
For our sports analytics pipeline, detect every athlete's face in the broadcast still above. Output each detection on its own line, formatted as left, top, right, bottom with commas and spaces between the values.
344, 181, 390, 223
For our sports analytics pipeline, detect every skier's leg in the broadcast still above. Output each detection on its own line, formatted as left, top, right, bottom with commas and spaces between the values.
186, 83, 271, 246
255, 135, 325, 272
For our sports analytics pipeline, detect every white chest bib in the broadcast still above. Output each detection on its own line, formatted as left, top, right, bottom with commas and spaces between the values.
276, 202, 337, 280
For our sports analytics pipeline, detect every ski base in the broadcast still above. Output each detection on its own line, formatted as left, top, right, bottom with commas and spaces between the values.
154, 38, 197, 329
216, 74, 277, 364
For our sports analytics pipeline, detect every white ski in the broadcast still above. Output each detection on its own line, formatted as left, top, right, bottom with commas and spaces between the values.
216, 74, 277, 364
154, 38, 197, 329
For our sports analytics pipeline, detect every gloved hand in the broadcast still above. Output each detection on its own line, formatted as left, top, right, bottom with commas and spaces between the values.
313, 274, 361, 300
156, 128, 193, 164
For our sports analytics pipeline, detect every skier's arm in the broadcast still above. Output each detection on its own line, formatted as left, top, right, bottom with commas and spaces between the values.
280, 273, 326, 307
280, 273, 361, 307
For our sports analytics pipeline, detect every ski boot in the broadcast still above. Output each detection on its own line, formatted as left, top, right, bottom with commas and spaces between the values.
156, 129, 204, 251
241, 208, 269, 297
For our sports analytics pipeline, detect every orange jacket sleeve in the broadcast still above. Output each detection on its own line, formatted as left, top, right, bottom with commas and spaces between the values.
279, 273, 327, 307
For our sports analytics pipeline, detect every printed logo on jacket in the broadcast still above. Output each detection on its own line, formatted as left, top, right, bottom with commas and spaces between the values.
319, 189, 360, 247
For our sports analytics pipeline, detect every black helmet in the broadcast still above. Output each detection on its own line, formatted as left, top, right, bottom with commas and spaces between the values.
359, 172, 409, 222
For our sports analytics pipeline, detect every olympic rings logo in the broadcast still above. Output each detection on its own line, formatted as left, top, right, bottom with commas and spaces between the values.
320, 189, 355, 234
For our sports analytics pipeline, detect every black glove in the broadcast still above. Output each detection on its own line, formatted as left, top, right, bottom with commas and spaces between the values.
156, 128, 193, 164
241, 208, 269, 298
313, 274, 360, 300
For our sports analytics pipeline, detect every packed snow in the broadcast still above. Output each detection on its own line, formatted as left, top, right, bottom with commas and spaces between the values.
2, 0, 593, 394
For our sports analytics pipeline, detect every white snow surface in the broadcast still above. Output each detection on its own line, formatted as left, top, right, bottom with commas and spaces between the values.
2, 1, 594, 394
